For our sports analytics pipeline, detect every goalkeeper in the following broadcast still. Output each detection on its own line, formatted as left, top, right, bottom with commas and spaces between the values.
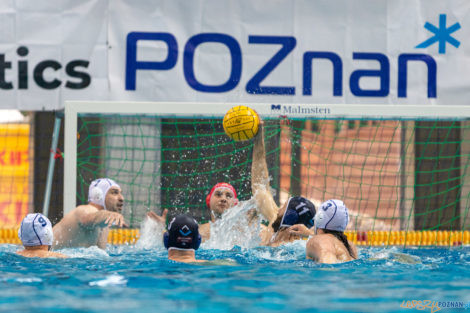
196, 123, 315, 246
148, 122, 314, 246
148, 125, 279, 241
148, 182, 242, 241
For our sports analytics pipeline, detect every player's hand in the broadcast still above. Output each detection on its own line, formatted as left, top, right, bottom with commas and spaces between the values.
147, 209, 168, 225
288, 224, 314, 237
270, 227, 299, 246
104, 212, 128, 228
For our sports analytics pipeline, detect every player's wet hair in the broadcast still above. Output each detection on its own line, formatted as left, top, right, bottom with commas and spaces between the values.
322, 229, 356, 258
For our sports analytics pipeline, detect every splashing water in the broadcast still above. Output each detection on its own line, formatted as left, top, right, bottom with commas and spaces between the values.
203, 198, 262, 250
136, 216, 165, 249
370, 246, 422, 264
136, 200, 264, 251
59, 245, 110, 259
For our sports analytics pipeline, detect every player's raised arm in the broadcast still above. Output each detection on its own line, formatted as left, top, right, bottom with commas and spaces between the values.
251, 122, 279, 225
147, 209, 168, 225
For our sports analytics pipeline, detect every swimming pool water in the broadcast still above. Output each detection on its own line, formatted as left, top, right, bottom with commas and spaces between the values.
0, 242, 469, 313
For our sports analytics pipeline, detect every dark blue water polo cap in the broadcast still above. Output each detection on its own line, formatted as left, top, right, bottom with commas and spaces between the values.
163, 214, 201, 250
280, 196, 316, 229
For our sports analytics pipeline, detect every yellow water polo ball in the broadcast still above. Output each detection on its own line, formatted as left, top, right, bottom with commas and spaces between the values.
223, 105, 260, 141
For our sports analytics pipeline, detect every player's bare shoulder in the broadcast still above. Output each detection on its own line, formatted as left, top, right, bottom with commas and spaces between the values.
306, 234, 322, 260
311, 199, 357, 263
75, 203, 99, 218
309, 234, 335, 252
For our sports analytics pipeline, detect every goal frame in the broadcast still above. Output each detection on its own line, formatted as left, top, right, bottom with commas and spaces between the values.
64, 101, 470, 216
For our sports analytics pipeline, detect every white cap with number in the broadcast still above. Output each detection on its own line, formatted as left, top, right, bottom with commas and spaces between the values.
18, 213, 53, 246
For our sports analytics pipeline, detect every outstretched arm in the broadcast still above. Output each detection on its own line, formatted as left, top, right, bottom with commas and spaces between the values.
147, 209, 168, 226
78, 206, 128, 229
251, 123, 279, 225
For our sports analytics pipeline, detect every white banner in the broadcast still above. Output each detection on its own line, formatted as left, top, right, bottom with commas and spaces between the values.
1, 0, 470, 110
0, 0, 108, 110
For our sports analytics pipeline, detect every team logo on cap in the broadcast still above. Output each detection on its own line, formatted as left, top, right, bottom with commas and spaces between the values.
179, 225, 192, 236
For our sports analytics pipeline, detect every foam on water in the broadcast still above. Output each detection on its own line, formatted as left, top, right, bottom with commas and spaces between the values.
15, 277, 42, 283
252, 240, 307, 261
58, 245, 110, 259
89, 274, 128, 287
370, 247, 422, 264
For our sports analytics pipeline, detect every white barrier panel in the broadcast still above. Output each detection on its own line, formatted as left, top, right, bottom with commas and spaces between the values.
0, 0, 109, 110
1, 0, 469, 110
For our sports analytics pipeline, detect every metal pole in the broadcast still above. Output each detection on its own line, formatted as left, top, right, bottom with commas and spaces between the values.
42, 116, 61, 217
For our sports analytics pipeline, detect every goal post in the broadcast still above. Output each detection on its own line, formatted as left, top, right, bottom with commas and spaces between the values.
64, 101, 283, 224
64, 101, 470, 233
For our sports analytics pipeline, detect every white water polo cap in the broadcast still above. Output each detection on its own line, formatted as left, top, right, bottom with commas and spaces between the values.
315, 199, 349, 232
18, 213, 53, 246
88, 178, 120, 210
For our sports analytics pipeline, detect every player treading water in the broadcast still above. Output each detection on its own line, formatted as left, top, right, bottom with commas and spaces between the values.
53, 178, 127, 249
198, 182, 239, 240
307, 199, 358, 263
17, 213, 67, 258
163, 214, 205, 263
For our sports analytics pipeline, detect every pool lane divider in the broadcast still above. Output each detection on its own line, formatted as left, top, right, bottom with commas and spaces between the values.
0, 228, 468, 246
345, 230, 470, 247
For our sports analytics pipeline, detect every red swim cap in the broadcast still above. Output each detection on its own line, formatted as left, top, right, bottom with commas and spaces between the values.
205, 182, 238, 208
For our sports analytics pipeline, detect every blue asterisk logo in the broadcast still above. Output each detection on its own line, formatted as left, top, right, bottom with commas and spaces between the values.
416, 14, 461, 54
